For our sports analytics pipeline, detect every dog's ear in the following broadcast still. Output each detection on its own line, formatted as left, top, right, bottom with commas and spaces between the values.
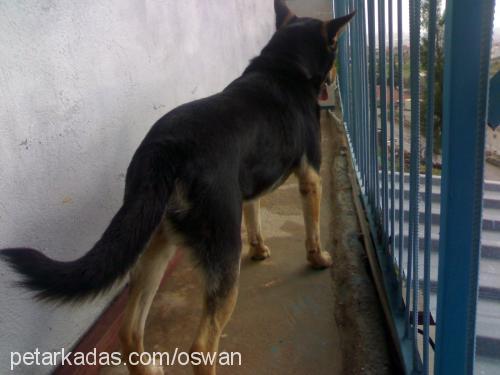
275, 0, 295, 29
326, 11, 356, 46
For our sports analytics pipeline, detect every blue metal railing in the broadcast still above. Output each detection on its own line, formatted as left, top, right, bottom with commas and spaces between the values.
333, 0, 496, 373
423, 0, 438, 369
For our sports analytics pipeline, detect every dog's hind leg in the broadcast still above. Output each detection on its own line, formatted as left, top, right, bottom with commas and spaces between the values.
119, 223, 176, 375
191, 259, 240, 375
295, 161, 333, 269
243, 199, 270, 260
189, 196, 242, 375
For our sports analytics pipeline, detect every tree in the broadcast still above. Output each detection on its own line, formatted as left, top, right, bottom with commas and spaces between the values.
420, 0, 445, 154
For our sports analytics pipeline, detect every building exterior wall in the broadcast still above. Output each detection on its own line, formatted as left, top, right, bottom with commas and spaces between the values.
0, 1, 274, 373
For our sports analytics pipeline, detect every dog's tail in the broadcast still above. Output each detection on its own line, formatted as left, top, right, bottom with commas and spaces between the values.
0, 172, 170, 303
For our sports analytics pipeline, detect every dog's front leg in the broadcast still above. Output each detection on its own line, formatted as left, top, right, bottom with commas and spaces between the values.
296, 163, 333, 269
243, 200, 271, 260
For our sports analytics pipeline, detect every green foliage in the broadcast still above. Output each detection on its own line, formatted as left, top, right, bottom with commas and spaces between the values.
420, 0, 445, 154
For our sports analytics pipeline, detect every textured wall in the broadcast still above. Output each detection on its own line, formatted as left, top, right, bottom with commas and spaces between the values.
0, 1, 273, 373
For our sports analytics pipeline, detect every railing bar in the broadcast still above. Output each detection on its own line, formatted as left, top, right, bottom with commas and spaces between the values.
348, 5, 357, 160
410, 0, 421, 366
354, 0, 363, 187
360, 0, 367, 189
360, 0, 369, 191
361, 1, 371, 199
350, 0, 357, 166
397, 0, 405, 289
355, 0, 361, 175
367, 0, 379, 212
378, 0, 389, 236
388, 0, 396, 263
357, 0, 367, 194
404, 0, 414, 340
336, 3, 349, 143
354, 0, 365, 187
342, 0, 351, 134
349, 1, 356, 155
423, 0, 438, 372
435, 0, 494, 373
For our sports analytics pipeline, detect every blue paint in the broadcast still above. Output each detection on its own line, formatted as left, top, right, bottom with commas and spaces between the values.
422, 0, 438, 372
435, 1, 495, 373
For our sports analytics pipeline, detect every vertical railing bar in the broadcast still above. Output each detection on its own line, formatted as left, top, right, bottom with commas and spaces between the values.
410, 0, 421, 365
360, 0, 367, 190
348, 1, 357, 161
354, 0, 363, 188
361, 0, 371, 198
357, 0, 367, 194
423, 0, 438, 372
338, 0, 353, 151
378, 0, 389, 239
354, 0, 365, 188
435, 0, 494, 373
349, 0, 356, 156
367, 0, 379, 213
397, 0, 405, 291
343, 2, 352, 138
360, 0, 369, 192
350, 0, 356, 160
355, 0, 362, 176
336, 0, 348, 130
388, 0, 396, 263
404, 0, 414, 339
349, 0, 357, 169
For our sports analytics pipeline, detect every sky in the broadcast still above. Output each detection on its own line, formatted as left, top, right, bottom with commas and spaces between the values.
371, 0, 500, 39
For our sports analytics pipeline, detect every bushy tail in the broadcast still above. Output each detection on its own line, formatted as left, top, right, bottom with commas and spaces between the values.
0, 184, 168, 303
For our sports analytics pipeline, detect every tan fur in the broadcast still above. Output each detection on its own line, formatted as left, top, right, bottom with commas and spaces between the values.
168, 180, 191, 214
191, 276, 239, 375
120, 220, 241, 375
243, 200, 271, 260
295, 158, 332, 269
120, 223, 180, 375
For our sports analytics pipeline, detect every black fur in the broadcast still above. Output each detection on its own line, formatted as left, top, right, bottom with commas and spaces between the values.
1, 149, 173, 302
0, 6, 355, 302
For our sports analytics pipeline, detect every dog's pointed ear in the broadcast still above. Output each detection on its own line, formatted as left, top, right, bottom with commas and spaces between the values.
326, 11, 356, 45
275, 0, 295, 29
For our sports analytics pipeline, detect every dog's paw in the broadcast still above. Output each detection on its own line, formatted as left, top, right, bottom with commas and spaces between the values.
307, 250, 333, 269
145, 364, 164, 375
249, 243, 271, 261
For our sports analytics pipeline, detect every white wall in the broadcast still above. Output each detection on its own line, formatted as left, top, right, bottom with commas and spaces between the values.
0, 1, 274, 373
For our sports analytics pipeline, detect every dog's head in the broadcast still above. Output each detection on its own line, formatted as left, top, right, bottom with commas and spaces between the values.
270, 0, 355, 92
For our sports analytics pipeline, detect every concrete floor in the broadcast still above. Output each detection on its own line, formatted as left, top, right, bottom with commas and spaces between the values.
101, 113, 394, 375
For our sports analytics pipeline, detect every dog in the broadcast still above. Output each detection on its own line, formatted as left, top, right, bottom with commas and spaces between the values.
1, 1, 354, 374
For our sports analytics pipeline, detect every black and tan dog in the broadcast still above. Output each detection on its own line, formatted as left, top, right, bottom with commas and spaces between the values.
1, 1, 354, 374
